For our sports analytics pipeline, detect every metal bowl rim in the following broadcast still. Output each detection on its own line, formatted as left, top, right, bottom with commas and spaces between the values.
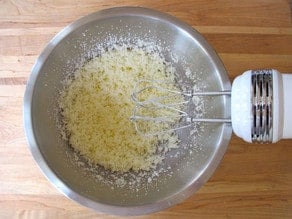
23, 6, 232, 216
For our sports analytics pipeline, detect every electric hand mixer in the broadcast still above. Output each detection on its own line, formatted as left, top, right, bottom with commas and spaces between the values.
131, 69, 292, 143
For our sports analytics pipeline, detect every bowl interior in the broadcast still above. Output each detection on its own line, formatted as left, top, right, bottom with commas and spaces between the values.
26, 7, 232, 215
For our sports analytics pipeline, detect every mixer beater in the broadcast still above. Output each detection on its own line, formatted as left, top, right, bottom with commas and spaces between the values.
130, 69, 292, 143
130, 79, 231, 136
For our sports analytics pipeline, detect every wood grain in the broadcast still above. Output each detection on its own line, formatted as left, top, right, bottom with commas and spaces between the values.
0, 0, 291, 218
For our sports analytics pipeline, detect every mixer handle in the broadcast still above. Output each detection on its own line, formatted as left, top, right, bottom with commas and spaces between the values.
280, 73, 292, 139
231, 69, 292, 143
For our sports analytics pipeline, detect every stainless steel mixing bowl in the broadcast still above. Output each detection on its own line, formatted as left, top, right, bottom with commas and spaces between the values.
24, 7, 232, 215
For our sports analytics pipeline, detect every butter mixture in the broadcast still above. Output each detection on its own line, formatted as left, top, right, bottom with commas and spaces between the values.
59, 46, 182, 172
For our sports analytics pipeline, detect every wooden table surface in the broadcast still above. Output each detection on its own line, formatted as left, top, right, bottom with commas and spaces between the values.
1, 0, 292, 218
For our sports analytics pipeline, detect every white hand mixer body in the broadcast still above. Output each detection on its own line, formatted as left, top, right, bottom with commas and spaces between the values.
232, 69, 292, 143
131, 69, 292, 143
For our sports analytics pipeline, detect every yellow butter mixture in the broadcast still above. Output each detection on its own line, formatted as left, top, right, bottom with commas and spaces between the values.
59, 46, 182, 172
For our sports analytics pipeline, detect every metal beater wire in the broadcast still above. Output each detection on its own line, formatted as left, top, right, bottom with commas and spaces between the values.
130, 79, 231, 136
